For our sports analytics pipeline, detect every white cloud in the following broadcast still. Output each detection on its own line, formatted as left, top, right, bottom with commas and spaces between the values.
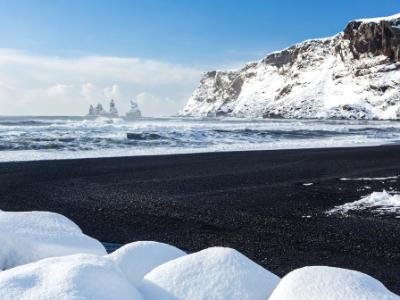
80, 83, 103, 103
136, 92, 184, 117
104, 84, 121, 101
0, 49, 202, 116
46, 84, 73, 96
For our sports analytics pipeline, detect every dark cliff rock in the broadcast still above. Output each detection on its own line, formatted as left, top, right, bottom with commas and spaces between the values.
343, 18, 400, 61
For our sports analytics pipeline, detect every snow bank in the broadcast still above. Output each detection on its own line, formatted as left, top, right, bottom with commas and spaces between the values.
327, 191, 400, 215
139, 247, 280, 300
269, 266, 399, 300
0, 210, 106, 269
107, 241, 186, 286
357, 13, 400, 24
0, 254, 143, 300
1, 209, 399, 299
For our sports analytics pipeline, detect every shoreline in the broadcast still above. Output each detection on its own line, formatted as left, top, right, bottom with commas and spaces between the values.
0, 142, 396, 164
1, 145, 400, 292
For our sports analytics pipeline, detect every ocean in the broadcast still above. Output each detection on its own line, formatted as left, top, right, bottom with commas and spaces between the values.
1, 116, 400, 162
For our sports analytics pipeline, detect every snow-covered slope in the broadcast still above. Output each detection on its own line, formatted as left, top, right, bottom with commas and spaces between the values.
181, 13, 400, 119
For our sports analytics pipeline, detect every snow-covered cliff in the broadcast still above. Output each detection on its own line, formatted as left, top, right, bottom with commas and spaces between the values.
181, 14, 400, 119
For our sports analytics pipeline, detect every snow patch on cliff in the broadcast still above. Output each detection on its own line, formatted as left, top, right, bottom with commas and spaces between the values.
357, 13, 400, 24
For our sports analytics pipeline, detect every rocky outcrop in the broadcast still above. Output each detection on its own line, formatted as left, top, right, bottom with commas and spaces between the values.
343, 18, 400, 61
87, 100, 119, 117
181, 13, 400, 120
109, 99, 118, 117
125, 100, 142, 119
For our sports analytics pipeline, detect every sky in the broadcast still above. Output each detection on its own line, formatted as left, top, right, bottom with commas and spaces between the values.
0, 0, 398, 116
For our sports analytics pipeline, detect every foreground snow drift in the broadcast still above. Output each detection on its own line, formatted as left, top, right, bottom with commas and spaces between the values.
0, 208, 398, 299
139, 247, 280, 300
107, 241, 187, 286
269, 266, 400, 300
0, 254, 143, 300
0, 210, 106, 270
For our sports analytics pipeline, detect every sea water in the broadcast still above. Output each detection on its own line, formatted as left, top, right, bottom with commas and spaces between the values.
1, 116, 400, 162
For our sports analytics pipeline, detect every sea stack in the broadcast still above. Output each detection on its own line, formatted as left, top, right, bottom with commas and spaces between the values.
125, 100, 142, 119
87, 100, 119, 117
109, 99, 118, 117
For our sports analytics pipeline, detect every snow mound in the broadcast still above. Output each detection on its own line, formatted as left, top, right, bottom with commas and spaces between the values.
357, 13, 400, 24
327, 191, 400, 215
139, 247, 280, 300
0, 254, 143, 300
1, 209, 399, 299
107, 241, 186, 286
0, 210, 106, 270
269, 266, 399, 300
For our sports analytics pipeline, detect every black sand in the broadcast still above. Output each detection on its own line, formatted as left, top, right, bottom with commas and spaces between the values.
1, 145, 400, 292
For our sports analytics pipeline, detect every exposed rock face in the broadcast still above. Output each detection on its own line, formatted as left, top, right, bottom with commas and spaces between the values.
181, 14, 400, 119
343, 18, 400, 61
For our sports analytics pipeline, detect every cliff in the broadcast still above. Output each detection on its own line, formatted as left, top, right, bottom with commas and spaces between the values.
181, 14, 400, 119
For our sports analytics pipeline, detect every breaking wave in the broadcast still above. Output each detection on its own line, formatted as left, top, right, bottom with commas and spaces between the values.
1, 116, 400, 161
0, 120, 52, 126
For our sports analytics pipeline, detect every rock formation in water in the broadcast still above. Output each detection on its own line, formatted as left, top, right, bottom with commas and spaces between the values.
181, 13, 400, 120
87, 100, 119, 117
88, 104, 95, 116
125, 100, 142, 119
95, 103, 107, 116
109, 99, 118, 117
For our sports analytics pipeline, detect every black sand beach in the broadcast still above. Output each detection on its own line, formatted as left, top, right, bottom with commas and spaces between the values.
1, 145, 400, 292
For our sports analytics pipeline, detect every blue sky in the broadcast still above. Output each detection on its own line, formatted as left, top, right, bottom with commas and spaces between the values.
0, 0, 399, 66
0, 0, 398, 116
